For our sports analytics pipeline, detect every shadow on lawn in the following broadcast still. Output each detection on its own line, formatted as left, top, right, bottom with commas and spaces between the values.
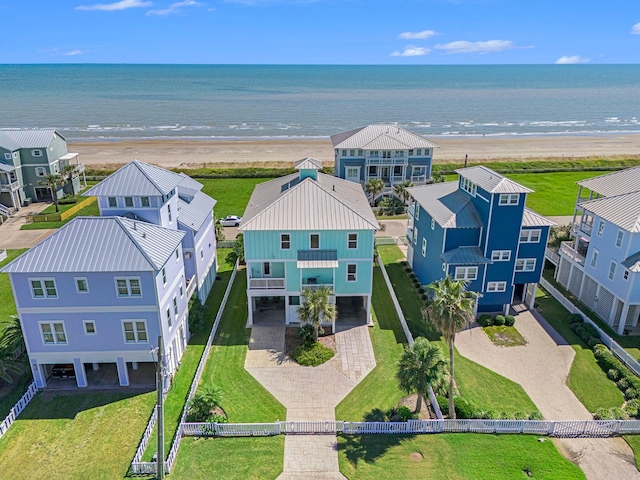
339, 433, 416, 467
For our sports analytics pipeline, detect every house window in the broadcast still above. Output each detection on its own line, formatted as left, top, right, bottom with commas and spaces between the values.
346, 167, 359, 178
167, 307, 172, 327
108, 197, 117, 207
415, 205, 419, 220
310, 233, 320, 249
616, 230, 624, 248
141, 196, 150, 207
487, 281, 507, 292
357, 150, 363, 156
347, 264, 357, 282
609, 261, 617, 280
263, 262, 271, 276
408, 149, 414, 156
122, 320, 148, 343
176, 249, 180, 261
162, 268, 167, 285
412, 166, 426, 178
168, 204, 172, 223
124, 197, 133, 207
519, 229, 541, 243
597, 221, 605, 236
417, 149, 422, 155
515, 259, 536, 272
115, 277, 142, 297
624, 270, 630, 281
491, 250, 511, 262
431, 218, 435, 230
368, 165, 377, 176
281, 233, 291, 250
499, 194, 519, 206
32, 149, 42, 157
350, 149, 355, 156
173, 296, 178, 316
40, 322, 66, 345
348, 233, 358, 249
289, 296, 300, 306
421, 238, 427, 257
342, 149, 347, 156
35, 167, 46, 177
3, 153, 11, 160
30, 278, 57, 298
75, 277, 89, 293
84, 320, 96, 335
413, 227, 418, 245
591, 249, 599, 268
454, 266, 478, 281
461, 177, 477, 196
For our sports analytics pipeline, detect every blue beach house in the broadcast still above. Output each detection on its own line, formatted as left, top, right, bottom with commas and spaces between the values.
406, 166, 554, 315
239, 158, 379, 330
331, 124, 438, 188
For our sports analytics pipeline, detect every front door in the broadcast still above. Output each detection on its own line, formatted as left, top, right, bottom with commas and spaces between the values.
263, 262, 271, 277
381, 167, 390, 181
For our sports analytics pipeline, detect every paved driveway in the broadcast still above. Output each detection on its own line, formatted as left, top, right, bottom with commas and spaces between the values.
456, 310, 640, 480
0, 203, 56, 250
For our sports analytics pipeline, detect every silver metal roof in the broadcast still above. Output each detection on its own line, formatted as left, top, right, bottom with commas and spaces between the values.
0, 163, 15, 173
177, 172, 204, 199
297, 249, 338, 261
58, 153, 79, 162
1, 216, 184, 274
440, 246, 492, 265
240, 172, 379, 231
84, 160, 184, 197
407, 182, 482, 229
456, 166, 533, 194
331, 124, 438, 150
579, 191, 640, 233
0, 129, 63, 150
294, 157, 323, 170
177, 191, 217, 231
522, 208, 556, 227
622, 252, 640, 273
577, 167, 640, 198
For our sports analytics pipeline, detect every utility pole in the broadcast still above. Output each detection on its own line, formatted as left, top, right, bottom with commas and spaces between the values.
464, 154, 468, 168
156, 336, 165, 480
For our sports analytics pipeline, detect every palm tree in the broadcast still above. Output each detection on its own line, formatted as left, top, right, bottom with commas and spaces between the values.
0, 316, 24, 352
214, 217, 225, 242
393, 180, 413, 205
421, 276, 479, 418
396, 337, 449, 413
60, 164, 78, 195
0, 348, 25, 384
298, 286, 336, 340
38, 173, 64, 212
365, 178, 385, 206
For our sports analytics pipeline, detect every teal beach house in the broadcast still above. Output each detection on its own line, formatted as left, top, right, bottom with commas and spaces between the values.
240, 158, 379, 330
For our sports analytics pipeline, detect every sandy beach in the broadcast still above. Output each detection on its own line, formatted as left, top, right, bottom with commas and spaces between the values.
69, 133, 640, 170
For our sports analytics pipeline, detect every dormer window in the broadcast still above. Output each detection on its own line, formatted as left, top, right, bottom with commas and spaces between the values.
108, 197, 117, 207
141, 196, 150, 207
461, 177, 477, 196
125, 197, 133, 207
499, 194, 519, 206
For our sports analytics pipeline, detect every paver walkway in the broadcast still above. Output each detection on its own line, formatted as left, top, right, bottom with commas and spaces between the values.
245, 322, 376, 479
456, 310, 640, 480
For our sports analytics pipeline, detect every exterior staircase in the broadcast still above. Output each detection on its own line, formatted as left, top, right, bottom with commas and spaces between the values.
0, 203, 14, 218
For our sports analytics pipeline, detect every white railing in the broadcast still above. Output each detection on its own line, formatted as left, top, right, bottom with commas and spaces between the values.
366, 157, 407, 165
248, 277, 285, 290
0, 381, 37, 440
545, 247, 560, 266
0, 249, 6, 262
559, 241, 585, 266
0, 204, 13, 217
185, 274, 197, 300
411, 175, 427, 183
0, 181, 19, 192
539, 278, 640, 378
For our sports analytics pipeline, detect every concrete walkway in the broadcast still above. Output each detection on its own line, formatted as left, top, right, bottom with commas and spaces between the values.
0, 203, 55, 250
456, 310, 640, 480
245, 323, 376, 479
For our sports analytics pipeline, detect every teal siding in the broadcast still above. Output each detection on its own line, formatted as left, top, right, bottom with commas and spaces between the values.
335, 260, 373, 294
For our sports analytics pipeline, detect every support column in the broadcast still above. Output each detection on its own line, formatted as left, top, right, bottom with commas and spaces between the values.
132, 362, 138, 370
617, 302, 630, 335
74, 358, 87, 388
248, 295, 254, 326
366, 295, 372, 325
92, 363, 99, 371
33, 362, 47, 389
116, 357, 129, 386
528, 284, 537, 310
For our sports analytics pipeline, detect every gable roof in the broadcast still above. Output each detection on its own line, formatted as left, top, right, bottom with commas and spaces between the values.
407, 182, 482, 229
177, 172, 204, 198
522, 208, 556, 227
84, 160, 184, 197
240, 172, 378, 231
579, 191, 640, 232
330, 124, 438, 150
294, 157, 323, 170
177, 191, 216, 231
622, 252, 640, 273
456, 166, 533, 194
0, 216, 184, 274
577, 167, 640, 198
0, 129, 63, 151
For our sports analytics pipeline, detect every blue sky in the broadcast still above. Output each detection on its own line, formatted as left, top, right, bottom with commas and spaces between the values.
1, 0, 639, 64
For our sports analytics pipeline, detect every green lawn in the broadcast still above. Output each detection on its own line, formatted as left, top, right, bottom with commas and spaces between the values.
535, 288, 624, 412
197, 178, 274, 219
20, 201, 100, 230
39, 190, 93, 215
171, 436, 284, 480
624, 435, 640, 470
338, 433, 585, 479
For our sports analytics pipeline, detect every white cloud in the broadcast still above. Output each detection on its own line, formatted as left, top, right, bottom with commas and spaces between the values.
63, 50, 86, 56
632, 23, 640, 34
76, 0, 152, 11
147, 0, 201, 15
555, 55, 589, 64
435, 39, 515, 54
391, 46, 431, 57
398, 30, 436, 40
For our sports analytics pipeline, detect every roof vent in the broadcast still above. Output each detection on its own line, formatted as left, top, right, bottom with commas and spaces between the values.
142, 232, 146, 239
133, 222, 137, 230
332, 185, 335, 191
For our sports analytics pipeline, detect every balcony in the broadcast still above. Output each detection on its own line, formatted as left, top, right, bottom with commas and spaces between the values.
559, 241, 586, 266
186, 275, 197, 299
579, 222, 593, 236
366, 156, 407, 165
411, 174, 427, 183
0, 181, 19, 192
301, 282, 334, 293
249, 277, 286, 290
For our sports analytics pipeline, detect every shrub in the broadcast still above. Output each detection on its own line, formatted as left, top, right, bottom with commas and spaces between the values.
529, 411, 544, 420
409, 273, 417, 280
289, 341, 334, 366
593, 344, 609, 358
493, 315, 505, 326
420, 294, 427, 301
504, 315, 516, 327
484, 410, 500, 420
594, 407, 630, 420
436, 396, 448, 415
573, 325, 586, 339
626, 388, 638, 400
570, 322, 582, 334
607, 368, 621, 381
478, 314, 493, 327
617, 378, 630, 390
389, 405, 416, 422
404, 267, 412, 273
210, 413, 228, 424
453, 397, 477, 419
625, 399, 640, 418
188, 297, 205, 334
583, 323, 599, 338
186, 385, 224, 422
568, 313, 583, 325
298, 324, 317, 345
401, 261, 409, 267
378, 196, 405, 216
513, 411, 529, 420
587, 337, 602, 349
58, 197, 78, 205
501, 411, 516, 420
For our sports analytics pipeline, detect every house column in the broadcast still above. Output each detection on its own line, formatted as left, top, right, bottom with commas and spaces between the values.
32, 361, 47, 389
116, 357, 129, 386
92, 363, 99, 371
366, 295, 372, 325
617, 302, 630, 335
74, 358, 87, 388
247, 295, 254, 326
528, 284, 537, 310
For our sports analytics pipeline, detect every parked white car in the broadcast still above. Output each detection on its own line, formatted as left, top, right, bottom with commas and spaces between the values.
220, 215, 242, 227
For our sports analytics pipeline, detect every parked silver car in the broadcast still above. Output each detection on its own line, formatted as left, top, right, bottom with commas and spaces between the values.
220, 215, 242, 227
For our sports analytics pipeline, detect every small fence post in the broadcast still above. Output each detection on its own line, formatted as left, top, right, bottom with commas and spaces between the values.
549, 421, 555, 436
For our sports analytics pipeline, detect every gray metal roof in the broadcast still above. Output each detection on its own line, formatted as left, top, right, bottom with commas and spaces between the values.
177, 191, 217, 231
0, 129, 63, 150
407, 182, 482, 229
177, 172, 204, 199
579, 191, 640, 232
622, 252, 640, 273
522, 208, 556, 228
456, 166, 533, 194
1, 216, 184, 274
440, 246, 492, 265
84, 160, 184, 197
578, 167, 640, 198
297, 249, 338, 261
240, 172, 379, 231
294, 157, 323, 170
0, 163, 15, 173
331, 124, 438, 150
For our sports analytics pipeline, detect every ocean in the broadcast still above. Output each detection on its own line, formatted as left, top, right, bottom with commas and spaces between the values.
1, 64, 639, 141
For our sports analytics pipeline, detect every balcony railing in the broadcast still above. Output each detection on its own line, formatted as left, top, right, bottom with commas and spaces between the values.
580, 222, 593, 236
366, 157, 407, 165
301, 283, 334, 293
411, 175, 427, 183
559, 241, 585, 266
249, 278, 286, 290
0, 181, 19, 192
186, 275, 197, 299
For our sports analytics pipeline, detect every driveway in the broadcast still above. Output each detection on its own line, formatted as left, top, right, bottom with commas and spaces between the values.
375, 219, 407, 238
455, 310, 640, 480
0, 203, 56, 250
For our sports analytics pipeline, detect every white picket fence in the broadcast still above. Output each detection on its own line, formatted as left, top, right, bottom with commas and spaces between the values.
181, 418, 640, 438
0, 381, 37, 440
539, 278, 640, 378
130, 405, 158, 474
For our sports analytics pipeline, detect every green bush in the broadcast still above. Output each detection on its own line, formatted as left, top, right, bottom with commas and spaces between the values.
436, 395, 448, 415
504, 315, 516, 327
478, 314, 493, 327
289, 341, 334, 366
389, 405, 416, 422
493, 315, 505, 326
625, 388, 638, 400
188, 297, 205, 334
617, 378, 630, 390
568, 313, 583, 325
453, 397, 477, 419
587, 337, 602, 349
186, 385, 224, 422
607, 368, 621, 381
625, 399, 640, 418
582, 323, 599, 338
298, 324, 317, 345
378, 197, 406, 216
529, 411, 544, 420
58, 197, 78, 205
594, 407, 630, 420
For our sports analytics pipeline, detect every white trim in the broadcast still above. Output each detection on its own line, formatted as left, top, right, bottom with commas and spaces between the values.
608, 261, 617, 281
121, 319, 149, 344
309, 232, 320, 249
515, 258, 536, 272
280, 232, 291, 250
616, 229, 624, 248
83, 320, 97, 335
476, 193, 490, 203
29, 277, 58, 299
486, 281, 507, 292
454, 266, 478, 281
347, 263, 357, 282
75, 277, 89, 294
491, 250, 511, 261
114, 276, 142, 298
591, 248, 599, 268
347, 232, 358, 250
597, 220, 605, 237
498, 193, 519, 206
421, 237, 427, 257
39, 321, 67, 345
519, 229, 541, 243
19, 305, 158, 314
